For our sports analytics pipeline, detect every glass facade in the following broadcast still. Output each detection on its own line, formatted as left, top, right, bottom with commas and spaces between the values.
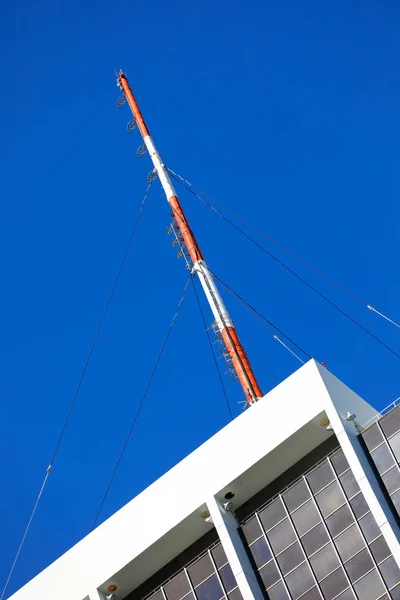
362, 404, 400, 517
241, 448, 400, 599
145, 543, 242, 600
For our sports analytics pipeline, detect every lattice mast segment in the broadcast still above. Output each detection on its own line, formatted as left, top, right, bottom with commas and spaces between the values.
117, 71, 262, 404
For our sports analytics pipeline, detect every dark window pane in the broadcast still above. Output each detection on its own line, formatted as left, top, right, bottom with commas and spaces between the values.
391, 489, 400, 514
380, 556, 400, 589
358, 512, 381, 543
195, 574, 223, 600
164, 572, 191, 600
362, 424, 384, 452
259, 499, 286, 532
380, 405, 400, 439
298, 587, 321, 600
228, 589, 242, 600
307, 461, 335, 494
370, 536, 391, 565
315, 481, 345, 517
285, 562, 315, 599
219, 564, 236, 593
331, 450, 350, 477
334, 524, 365, 563
319, 567, 348, 600
382, 466, 400, 496
265, 581, 290, 600
344, 548, 374, 583
259, 560, 281, 588
353, 568, 386, 600
336, 590, 355, 600
309, 543, 340, 581
389, 431, 400, 463
340, 470, 360, 500
189, 554, 214, 587
283, 479, 310, 513
390, 584, 400, 600
249, 537, 271, 568
371, 444, 395, 475
241, 518, 262, 545
267, 519, 296, 555
350, 493, 370, 519
326, 504, 354, 538
211, 545, 227, 569
301, 523, 329, 556
291, 500, 321, 537
276, 542, 304, 576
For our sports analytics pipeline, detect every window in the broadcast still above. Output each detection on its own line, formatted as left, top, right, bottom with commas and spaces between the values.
219, 564, 236, 593
330, 450, 349, 477
370, 444, 395, 475
382, 466, 400, 496
265, 581, 289, 600
353, 568, 385, 600
291, 500, 320, 537
267, 519, 296, 555
307, 462, 335, 494
283, 479, 310, 513
259, 498, 286, 532
339, 470, 360, 500
319, 567, 348, 600
276, 542, 305, 576
369, 536, 391, 565
309, 543, 340, 581
350, 493, 369, 520
315, 481, 345, 518
211, 545, 228, 569
249, 536, 271, 568
344, 548, 374, 584
389, 431, 400, 463
143, 543, 239, 600
379, 405, 400, 439
241, 517, 262, 545
285, 562, 315, 599
379, 556, 400, 590
195, 574, 223, 600
301, 523, 329, 557
240, 450, 397, 600
362, 423, 384, 452
334, 524, 365, 563
358, 512, 381, 543
164, 572, 191, 600
259, 560, 280, 588
325, 504, 354, 538
189, 555, 214, 587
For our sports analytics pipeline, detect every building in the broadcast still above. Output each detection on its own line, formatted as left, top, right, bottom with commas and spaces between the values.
8, 360, 400, 600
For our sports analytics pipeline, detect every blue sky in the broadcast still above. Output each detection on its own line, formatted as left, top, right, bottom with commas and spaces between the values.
1, 0, 400, 595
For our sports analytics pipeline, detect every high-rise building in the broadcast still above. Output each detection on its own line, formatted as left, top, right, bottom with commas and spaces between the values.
9, 360, 400, 600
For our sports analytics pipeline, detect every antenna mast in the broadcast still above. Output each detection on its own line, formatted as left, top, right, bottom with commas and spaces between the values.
117, 71, 262, 404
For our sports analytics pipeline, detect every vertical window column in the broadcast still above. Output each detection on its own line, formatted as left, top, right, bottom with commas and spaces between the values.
362, 414, 400, 517
206, 496, 265, 600
332, 414, 400, 567
90, 592, 106, 600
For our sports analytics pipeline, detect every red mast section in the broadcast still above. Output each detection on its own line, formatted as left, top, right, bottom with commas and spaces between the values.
117, 71, 262, 404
